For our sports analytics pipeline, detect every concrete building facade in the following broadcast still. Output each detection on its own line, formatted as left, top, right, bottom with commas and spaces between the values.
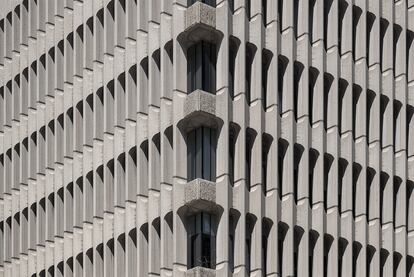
0, 0, 414, 276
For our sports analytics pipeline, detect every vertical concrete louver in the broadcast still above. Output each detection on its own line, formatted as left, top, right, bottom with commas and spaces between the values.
0, 0, 414, 276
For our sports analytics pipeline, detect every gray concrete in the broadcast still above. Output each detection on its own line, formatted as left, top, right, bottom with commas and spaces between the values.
0, 0, 413, 276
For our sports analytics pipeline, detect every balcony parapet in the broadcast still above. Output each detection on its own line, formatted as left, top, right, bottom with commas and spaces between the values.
178, 2, 223, 46
179, 89, 222, 132
186, 266, 216, 277
184, 178, 218, 213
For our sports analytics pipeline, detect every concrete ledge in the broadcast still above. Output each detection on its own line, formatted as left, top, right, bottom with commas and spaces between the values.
179, 90, 222, 131
186, 266, 216, 277
186, 2, 215, 30
185, 89, 216, 116
178, 2, 222, 45
185, 179, 217, 212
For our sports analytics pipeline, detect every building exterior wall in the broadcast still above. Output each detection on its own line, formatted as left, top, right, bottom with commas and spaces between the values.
0, 0, 413, 276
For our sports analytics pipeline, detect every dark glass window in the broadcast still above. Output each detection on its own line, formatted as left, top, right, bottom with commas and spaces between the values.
229, 39, 238, 99
187, 41, 217, 94
188, 213, 216, 269
246, 43, 256, 103
262, 0, 267, 25
187, 127, 217, 182
187, 0, 216, 7
229, 126, 238, 184
262, 49, 272, 109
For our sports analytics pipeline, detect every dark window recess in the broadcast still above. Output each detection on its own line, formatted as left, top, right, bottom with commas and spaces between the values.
352, 85, 362, 140
278, 0, 284, 34
294, 227, 304, 277
278, 56, 288, 116
324, 0, 333, 51
393, 100, 402, 149
393, 24, 402, 73
323, 73, 333, 130
245, 214, 255, 273
352, 163, 362, 217
246, 0, 251, 19
229, 123, 239, 185
324, 235, 334, 277
294, 144, 304, 202
366, 12, 375, 65
338, 158, 348, 213
187, 127, 217, 182
278, 139, 288, 199
338, 78, 348, 134
229, 0, 234, 13
278, 222, 288, 277
366, 168, 375, 220
262, 218, 271, 275
246, 129, 256, 190
308, 67, 319, 126
262, 0, 267, 25
380, 95, 389, 148
393, 177, 402, 222
187, 0, 216, 7
366, 90, 375, 142
294, 62, 304, 120
380, 18, 389, 72
187, 41, 217, 94
338, 0, 347, 54
246, 43, 256, 104
262, 49, 272, 109
188, 213, 216, 269
352, 5, 362, 60
309, 149, 319, 207
262, 133, 272, 193
229, 213, 238, 271
407, 31, 414, 75
229, 38, 239, 99
293, 0, 299, 38
324, 154, 333, 210
309, 231, 319, 277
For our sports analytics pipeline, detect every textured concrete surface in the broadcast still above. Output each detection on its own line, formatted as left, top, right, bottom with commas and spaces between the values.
185, 178, 217, 212
0, 0, 413, 276
186, 266, 216, 277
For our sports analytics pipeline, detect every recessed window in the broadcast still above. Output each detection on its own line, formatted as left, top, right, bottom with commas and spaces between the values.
229, 123, 239, 184
323, 154, 333, 210
278, 139, 288, 199
187, 127, 217, 182
246, 43, 256, 103
188, 213, 216, 269
262, 0, 267, 25
278, 56, 288, 116
323, 73, 333, 130
380, 18, 389, 72
352, 5, 362, 60
229, 37, 239, 99
309, 67, 319, 126
278, 0, 284, 34
187, 41, 217, 94
338, 0, 347, 54
309, 149, 319, 207
188, 0, 216, 7
262, 49, 272, 109
245, 214, 255, 273
294, 62, 304, 120
262, 133, 273, 193
294, 144, 304, 202
246, 128, 256, 189
352, 163, 362, 217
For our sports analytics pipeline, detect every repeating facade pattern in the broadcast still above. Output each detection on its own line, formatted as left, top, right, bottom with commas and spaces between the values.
0, 0, 414, 276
